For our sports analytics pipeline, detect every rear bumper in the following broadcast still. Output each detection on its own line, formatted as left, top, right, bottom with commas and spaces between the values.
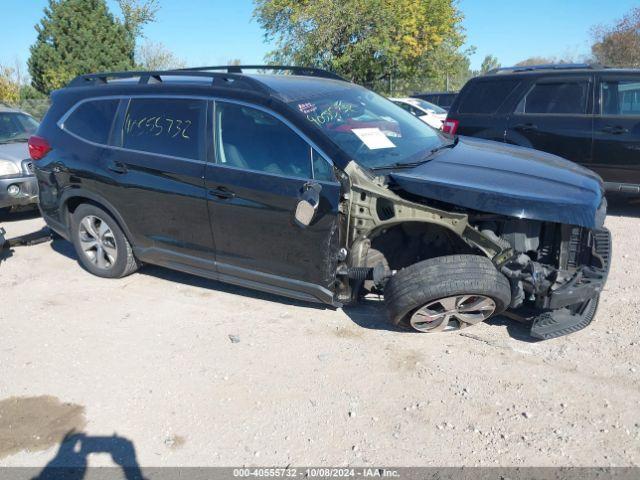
0, 175, 38, 208
40, 211, 70, 241
546, 228, 611, 309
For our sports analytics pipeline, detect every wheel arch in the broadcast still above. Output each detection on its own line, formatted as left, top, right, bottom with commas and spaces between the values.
366, 221, 479, 271
60, 189, 136, 245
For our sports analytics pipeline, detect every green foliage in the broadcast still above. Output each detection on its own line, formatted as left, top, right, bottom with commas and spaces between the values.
0, 65, 20, 105
136, 41, 185, 70
19, 84, 47, 101
480, 54, 500, 74
591, 7, 640, 67
514, 56, 557, 67
28, 0, 135, 94
117, 0, 160, 43
254, 0, 467, 94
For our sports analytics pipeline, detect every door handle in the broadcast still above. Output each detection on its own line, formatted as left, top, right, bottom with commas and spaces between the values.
209, 186, 235, 200
601, 125, 629, 135
107, 161, 127, 174
514, 123, 538, 132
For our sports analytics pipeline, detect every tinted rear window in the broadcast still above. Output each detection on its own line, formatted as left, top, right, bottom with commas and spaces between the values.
438, 94, 457, 108
519, 80, 589, 114
121, 98, 206, 160
457, 80, 520, 114
64, 99, 119, 144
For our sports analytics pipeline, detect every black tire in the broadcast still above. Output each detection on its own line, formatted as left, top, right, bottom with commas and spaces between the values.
385, 254, 511, 332
70, 203, 139, 278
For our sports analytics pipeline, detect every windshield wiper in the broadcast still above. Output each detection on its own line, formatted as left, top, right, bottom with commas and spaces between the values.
371, 137, 458, 171
0, 138, 29, 144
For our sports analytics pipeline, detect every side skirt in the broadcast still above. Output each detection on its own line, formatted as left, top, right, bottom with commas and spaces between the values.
134, 247, 338, 307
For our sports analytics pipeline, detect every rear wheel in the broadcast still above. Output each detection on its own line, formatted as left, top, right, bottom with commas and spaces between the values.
385, 254, 511, 332
70, 204, 139, 278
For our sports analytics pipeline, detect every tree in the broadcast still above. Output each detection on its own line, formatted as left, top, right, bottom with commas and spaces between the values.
28, 0, 135, 94
117, 0, 160, 47
515, 56, 557, 67
480, 54, 500, 74
0, 65, 20, 105
254, 0, 466, 94
136, 41, 185, 70
591, 7, 640, 67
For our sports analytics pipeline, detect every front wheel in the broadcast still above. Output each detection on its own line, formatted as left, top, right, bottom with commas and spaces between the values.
385, 255, 511, 333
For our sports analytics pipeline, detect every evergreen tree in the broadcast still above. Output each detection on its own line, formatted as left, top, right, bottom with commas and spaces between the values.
28, 0, 135, 94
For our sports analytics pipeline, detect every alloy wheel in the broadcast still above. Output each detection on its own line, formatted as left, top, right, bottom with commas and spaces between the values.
409, 295, 496, 332
78, 215, 118, 269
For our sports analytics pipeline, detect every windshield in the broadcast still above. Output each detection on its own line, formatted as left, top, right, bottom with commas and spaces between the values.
412, 99, 447, 114
0, 112, 39, 144
287, 86, 444, 169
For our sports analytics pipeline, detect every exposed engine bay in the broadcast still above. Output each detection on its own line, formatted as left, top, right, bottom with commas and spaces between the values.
335, 162, 611, 339
473, 218, 610, 311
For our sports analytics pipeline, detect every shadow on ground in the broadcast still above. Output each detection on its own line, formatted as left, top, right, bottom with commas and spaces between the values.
49, 238, 536, 341
33, 432, 145, 480
606, 195, 640, 218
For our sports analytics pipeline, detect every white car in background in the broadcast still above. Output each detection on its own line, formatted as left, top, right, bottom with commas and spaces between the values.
390, 97, 447, 130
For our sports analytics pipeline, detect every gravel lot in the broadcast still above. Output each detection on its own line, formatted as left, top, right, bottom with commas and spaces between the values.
1, 200, 639, 469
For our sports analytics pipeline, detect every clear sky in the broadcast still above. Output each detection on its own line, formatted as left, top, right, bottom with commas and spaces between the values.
1, 0, 637, 73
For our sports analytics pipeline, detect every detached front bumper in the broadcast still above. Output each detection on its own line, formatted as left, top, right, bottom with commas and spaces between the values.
0, 175, 38, 209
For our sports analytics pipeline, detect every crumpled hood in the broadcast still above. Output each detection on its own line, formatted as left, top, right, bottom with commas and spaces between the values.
0, 142, 30, 164
389, 136, 606, 229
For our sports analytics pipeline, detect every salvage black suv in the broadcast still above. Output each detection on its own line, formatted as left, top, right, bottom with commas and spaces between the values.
31, 66, 611, 340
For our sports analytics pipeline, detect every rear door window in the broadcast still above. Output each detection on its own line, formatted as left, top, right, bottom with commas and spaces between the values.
518, 80, 590, 115
121, 98, 207, 160
600, 77, 640, 115
458, 80, 520, 114
63, 99, 119, 144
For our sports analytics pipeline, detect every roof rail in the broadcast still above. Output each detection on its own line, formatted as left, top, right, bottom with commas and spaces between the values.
177, 65, 347, 81
66, 69, 272, 94
487, 63, 605, 74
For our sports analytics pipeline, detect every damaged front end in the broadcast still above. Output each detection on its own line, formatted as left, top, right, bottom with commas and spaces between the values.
489, 220, 611, 339
335, 161, 611, 340
334, 162, 513, 300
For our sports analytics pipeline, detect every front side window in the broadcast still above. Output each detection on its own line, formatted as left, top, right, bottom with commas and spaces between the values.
122, 98, 206, 160
312, 149, 335, 182
518, 80, 589, 115
601, 78, 640, 115
216, 102, 313, 179
0, 112, 39, 144
64, 99, 119, 144
286, 85, 443, 170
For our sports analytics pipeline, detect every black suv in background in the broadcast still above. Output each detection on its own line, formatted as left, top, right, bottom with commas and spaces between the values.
411, 92, 458, 111
31, 66, 610, 340
444, 64, 640, 194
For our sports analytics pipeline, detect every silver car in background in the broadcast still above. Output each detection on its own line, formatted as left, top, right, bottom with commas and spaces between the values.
0, 105, 39, 215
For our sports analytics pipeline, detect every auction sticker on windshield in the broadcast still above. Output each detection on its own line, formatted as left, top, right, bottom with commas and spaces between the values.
351, 127, 396, 150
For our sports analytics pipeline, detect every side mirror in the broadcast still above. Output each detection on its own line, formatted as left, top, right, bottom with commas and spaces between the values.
294, 182, 322, 228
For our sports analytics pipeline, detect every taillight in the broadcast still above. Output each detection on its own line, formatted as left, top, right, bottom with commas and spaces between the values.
442, 119, 459, 135
28, 135, 51, 160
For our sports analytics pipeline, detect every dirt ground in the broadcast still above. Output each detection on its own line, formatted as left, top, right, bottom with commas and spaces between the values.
0, 200, 639, 469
